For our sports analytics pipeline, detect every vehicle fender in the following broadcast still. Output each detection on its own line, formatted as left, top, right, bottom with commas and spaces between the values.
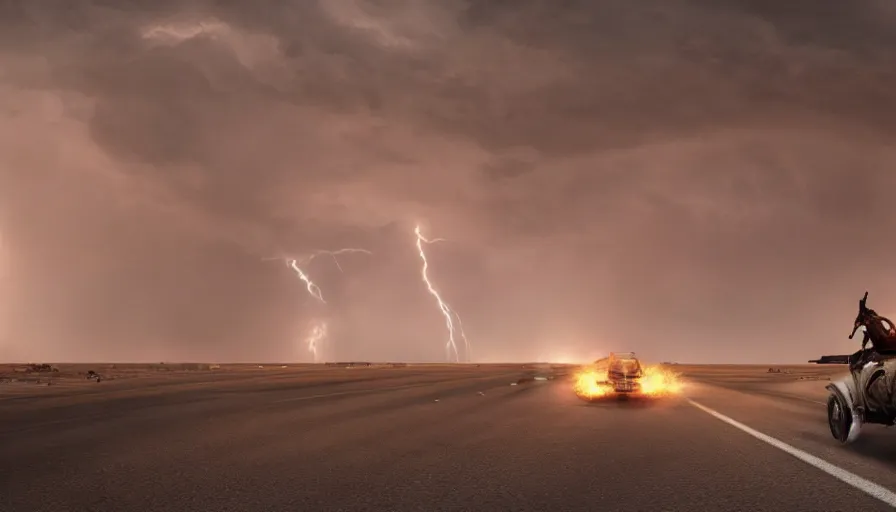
827, 378, 857, 404
826, 379, 863, 443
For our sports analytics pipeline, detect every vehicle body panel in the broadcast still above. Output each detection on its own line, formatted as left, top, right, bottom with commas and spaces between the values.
606, 352, 643, 394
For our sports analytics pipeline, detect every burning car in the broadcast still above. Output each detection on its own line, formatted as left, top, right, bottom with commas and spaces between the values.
607, 352, 643, 393
573, 352, 683, 401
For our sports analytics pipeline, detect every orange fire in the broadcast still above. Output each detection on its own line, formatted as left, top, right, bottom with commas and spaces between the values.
573, 368, 614, 399
573, 364, 683, 400
638, 365, 684, 397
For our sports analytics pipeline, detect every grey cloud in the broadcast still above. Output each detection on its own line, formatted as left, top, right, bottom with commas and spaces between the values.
1, 0, 895, 363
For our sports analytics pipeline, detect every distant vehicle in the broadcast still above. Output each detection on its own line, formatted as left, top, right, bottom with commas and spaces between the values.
811, 292, 896, 444
606, 352, 644, 394
575, 351, 682, 401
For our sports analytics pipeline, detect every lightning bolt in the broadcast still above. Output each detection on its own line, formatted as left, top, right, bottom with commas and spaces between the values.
270, 247, 370, 363
305, 248, 372, 273
287, 259, 326, 303
415, 225, 468, 363
304, 320, 328, 363
279, 248, 372, 304
455, 311, 471, 363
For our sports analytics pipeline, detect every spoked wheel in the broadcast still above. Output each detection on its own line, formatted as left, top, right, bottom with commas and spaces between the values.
828, 393, 853, 444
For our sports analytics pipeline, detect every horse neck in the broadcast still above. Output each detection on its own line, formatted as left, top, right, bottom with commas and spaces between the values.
867, 315, 893, 339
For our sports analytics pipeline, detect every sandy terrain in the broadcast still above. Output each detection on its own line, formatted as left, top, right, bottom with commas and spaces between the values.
0, 360, 841, 396
0, 361, 572, 408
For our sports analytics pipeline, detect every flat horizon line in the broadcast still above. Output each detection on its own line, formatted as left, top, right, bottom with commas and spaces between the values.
0, 360, 836, 366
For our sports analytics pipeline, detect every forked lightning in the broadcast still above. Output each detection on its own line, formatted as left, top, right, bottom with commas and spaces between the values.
283, 248, 371, 304
414, 225, 471, 363
287, 259, 325, 303
272, 248, 370, 360
305, 320, 328, 363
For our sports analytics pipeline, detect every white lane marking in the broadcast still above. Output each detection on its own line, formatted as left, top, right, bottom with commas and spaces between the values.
271, 373, 522, 403
688, 398, 896, 508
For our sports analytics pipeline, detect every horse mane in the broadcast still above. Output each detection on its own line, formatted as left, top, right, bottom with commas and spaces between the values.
866, 312, 896, 342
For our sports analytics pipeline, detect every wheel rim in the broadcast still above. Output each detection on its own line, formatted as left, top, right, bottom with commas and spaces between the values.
829, 395, 849, 441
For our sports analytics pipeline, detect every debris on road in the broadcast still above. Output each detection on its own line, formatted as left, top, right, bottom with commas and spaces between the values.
25, 364, 58, 373
86, 370, 102, 382
478, 391, 485, 396
323, 361, 406, 368
146, 363, 213, 371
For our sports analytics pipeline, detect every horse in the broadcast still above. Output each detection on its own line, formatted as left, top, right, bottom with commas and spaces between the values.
850, 292, 896, 353
849, 292, 896, 414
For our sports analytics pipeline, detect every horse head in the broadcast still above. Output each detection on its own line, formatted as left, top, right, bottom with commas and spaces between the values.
850, 291, 873, 339
850, 291, 896, 343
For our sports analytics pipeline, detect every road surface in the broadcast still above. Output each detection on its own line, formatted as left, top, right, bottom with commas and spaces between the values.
3, 364, 896, 511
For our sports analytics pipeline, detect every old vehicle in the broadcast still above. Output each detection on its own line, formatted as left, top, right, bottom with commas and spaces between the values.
574, 352, 682, 401
572, 352, 645, 400
606, 352, 644, 394
812, 292, 896, 444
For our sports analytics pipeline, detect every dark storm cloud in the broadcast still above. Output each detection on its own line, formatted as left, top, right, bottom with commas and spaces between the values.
1, 0, 895, 363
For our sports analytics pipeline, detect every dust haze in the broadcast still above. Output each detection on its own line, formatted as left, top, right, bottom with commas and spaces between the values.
1, 0, 895, 363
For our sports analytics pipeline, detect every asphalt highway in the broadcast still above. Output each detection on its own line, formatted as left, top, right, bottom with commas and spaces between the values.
3, 365, 896, 511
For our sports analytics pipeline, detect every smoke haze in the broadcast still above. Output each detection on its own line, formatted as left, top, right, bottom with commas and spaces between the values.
1, 0, 895, 363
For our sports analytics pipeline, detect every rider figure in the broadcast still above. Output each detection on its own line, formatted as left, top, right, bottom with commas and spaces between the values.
850, 292, 896, 369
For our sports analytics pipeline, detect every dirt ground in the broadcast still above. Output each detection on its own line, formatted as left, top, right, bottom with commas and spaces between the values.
672, 363, 848, 384
0, 361, 573, 401
0, 360, 847, 402
0, 362, 315, 395
670, 363, 849, 401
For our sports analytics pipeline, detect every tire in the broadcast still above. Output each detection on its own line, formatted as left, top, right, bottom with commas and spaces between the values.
828, 392, 853, 444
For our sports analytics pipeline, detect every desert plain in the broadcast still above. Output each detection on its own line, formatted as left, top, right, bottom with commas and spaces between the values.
3, 361, 895, 512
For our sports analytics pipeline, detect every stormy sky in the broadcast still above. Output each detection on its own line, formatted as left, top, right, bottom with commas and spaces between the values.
1, 0, 895, 364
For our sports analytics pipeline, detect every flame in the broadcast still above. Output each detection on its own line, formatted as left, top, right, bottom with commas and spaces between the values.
572, 364, 684, 400
573, 369, 614, 399
638, 365, 684, 397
